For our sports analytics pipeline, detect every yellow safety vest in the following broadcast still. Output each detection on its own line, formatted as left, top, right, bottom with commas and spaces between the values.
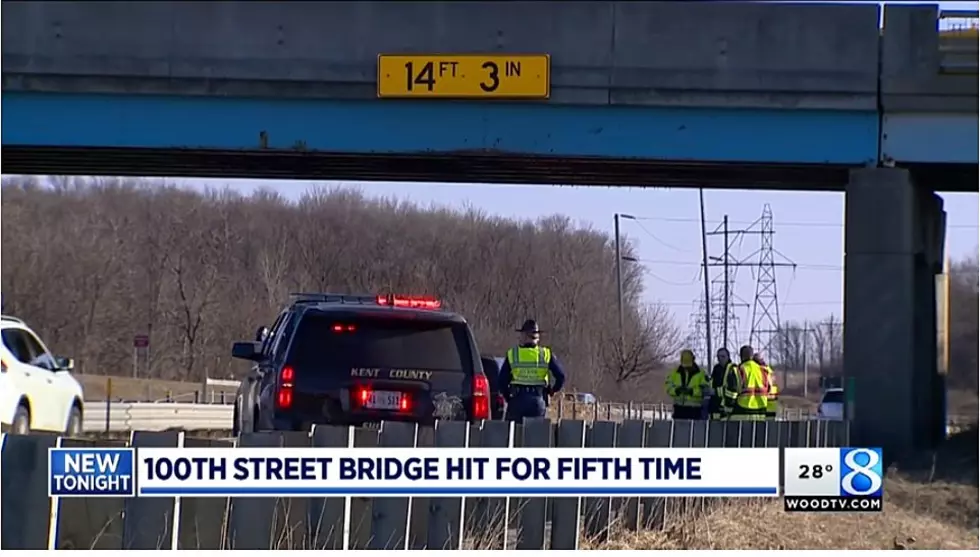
506, 346, 552, 386
665, 366, 709, 407
762, 365, 779, 416
720, 363, 739, 405
731, 361, 769, 421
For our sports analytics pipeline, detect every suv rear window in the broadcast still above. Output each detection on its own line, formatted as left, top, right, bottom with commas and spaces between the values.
821, 390, 844, 404
287, 313, 474, 373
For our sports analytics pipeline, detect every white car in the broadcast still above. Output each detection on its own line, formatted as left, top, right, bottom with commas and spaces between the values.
816, 387, 845, 421
0, 315, 84, 435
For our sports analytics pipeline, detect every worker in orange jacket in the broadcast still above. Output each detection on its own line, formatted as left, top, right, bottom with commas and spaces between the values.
753, 352, 779, 419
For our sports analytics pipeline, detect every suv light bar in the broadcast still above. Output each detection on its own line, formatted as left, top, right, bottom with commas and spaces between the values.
376, 294, 442, 309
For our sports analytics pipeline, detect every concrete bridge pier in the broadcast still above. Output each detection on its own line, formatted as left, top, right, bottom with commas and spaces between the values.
844, 167, 947, 464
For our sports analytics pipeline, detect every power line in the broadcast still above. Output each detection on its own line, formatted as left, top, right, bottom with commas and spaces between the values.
632, 258, 844, 271
633, 259, 976, 274
627, 218, 688, 253
628, 214, 979, 230
643, 269, 703, 287
661, 300, 841, 307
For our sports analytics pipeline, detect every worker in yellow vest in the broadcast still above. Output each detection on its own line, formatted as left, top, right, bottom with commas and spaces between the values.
753, 353, 779, 419
724, 345, 769, 421
664, 349, 709, 420
498, 320, 566, 421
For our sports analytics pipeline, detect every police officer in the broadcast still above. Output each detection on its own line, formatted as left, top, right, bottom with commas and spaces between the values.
498, 320, 567, 422
724, 345, 769, 421
664, 349, 709, 420
709, 348, 737, 420
753, 352, 779, 419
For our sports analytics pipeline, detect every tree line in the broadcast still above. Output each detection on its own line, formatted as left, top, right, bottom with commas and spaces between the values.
3, 177, 975, 401
0, 177, 682, 401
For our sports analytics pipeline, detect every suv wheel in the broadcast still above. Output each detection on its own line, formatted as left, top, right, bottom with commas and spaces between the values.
12, 404, 30, 435
232, 403, 241, 437
65, 406, 83, 437
248, 406, 260, 434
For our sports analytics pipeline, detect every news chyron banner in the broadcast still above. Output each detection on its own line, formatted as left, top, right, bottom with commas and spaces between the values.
783, 447, 884, 513
49, 447, 781, 498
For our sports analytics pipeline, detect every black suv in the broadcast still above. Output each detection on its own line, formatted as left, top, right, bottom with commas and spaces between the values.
479, 356, 508, 420
231, 293, 490, 434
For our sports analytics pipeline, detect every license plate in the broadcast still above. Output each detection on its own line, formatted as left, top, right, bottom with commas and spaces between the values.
365, 390, 402, 410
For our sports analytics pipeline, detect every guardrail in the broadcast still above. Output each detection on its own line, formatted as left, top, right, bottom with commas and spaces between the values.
939, 9, 979, 74
82, 401, 234, 433
206, 377, 242, 389
81, 398, 974, 436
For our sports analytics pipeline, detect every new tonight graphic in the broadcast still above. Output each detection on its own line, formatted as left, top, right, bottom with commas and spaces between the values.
49, 448, 135, 497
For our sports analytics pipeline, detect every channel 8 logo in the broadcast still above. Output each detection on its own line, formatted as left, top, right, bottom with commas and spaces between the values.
839, 447, 883, 497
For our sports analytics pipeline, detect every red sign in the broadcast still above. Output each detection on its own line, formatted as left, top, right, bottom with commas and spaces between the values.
133, 335, 150, 348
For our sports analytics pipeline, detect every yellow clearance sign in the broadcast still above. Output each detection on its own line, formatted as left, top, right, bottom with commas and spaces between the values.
377, 54, 550, 99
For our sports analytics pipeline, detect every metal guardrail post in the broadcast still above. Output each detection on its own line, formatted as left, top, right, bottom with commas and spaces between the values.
104, 377, 112, 433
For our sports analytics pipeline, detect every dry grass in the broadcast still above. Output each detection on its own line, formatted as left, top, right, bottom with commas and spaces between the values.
590, 494, 976, 550
592, 428, 980, 551
75, 374, 238, 403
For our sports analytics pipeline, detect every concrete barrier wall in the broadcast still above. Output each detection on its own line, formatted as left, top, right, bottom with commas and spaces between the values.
0, 418, 847, 550
7, 2, 972, 111
880, 5, 978, 113
1, 1, 880, 110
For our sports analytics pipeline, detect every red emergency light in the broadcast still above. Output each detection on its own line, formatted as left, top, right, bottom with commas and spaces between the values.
375, 294, 442, 309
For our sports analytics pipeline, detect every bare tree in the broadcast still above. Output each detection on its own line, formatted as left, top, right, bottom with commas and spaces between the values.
810, 314, 843, 377
1, 177, 690, 400
599, 304, 682, 387
773, 321, 807, 371
948, 254, 978, 391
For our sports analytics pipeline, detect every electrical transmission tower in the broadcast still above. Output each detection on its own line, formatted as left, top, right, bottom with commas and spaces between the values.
699, 205, 796, 360
747, 204, 796, 360
705, 215, 751, 353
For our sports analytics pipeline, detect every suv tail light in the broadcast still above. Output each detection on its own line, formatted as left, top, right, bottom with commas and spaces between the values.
277, 366, 295, 410
472, 374, 490, 420
355, 386, 371, 407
